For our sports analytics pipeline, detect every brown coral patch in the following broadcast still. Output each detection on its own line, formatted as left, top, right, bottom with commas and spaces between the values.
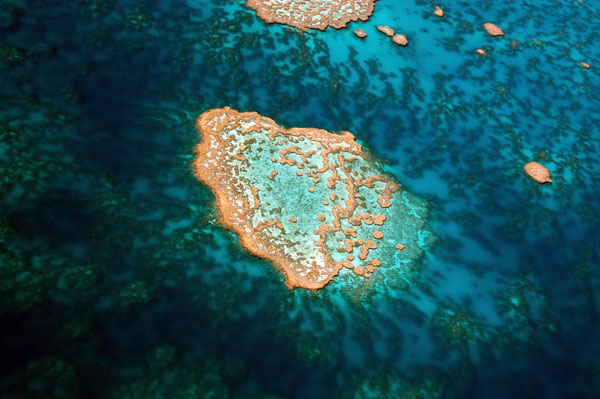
392, 34, 408, 46
524, 162, 552, 184
377, 25, 394, 36
354, 29, 367, 38
483, 22, 504, 36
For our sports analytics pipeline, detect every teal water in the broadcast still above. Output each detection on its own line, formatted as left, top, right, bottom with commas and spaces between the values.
1, 0, 599, 398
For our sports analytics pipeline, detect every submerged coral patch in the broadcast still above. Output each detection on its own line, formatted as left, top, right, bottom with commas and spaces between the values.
246, 0, 376, 32
194, 108, 429, 289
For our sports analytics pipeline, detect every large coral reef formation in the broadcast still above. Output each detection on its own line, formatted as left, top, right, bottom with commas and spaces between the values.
246, 0, 376, 32
194, 107, 428, 289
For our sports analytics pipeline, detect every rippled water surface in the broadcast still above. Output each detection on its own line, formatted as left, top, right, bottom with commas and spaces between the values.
1, 0, 599, 398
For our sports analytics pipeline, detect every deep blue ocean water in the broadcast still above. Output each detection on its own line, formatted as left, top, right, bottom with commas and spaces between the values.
1, 0, 599, 398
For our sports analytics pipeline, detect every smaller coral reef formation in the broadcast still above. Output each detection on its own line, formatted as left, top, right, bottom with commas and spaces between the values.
193, 108, 429, 289
354, 29, 367, 38
580, 62, 590, 69
392, 34, 408, 46
246, 0, 376, 32
483, 22, 504, 36
524, 162, 552, 184
433, 5, 444, 17
377, 25, 394, 37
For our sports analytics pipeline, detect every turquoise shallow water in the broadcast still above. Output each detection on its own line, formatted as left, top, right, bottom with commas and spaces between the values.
1, 0, 599, 398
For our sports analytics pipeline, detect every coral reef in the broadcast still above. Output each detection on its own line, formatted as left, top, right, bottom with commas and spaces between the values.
483, 22, 504, 36
246, 0, 376, 32
393, 34, 408, 46
377, 25, 394, 37
194, 107, 429, 289
354, 29, 367, 38
524, 162, 552, 183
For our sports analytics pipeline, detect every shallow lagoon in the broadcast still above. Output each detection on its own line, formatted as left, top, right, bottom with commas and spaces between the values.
1, 0, 599, 397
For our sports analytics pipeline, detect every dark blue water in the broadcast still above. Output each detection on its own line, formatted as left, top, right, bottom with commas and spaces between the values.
1, 0, 599, 397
